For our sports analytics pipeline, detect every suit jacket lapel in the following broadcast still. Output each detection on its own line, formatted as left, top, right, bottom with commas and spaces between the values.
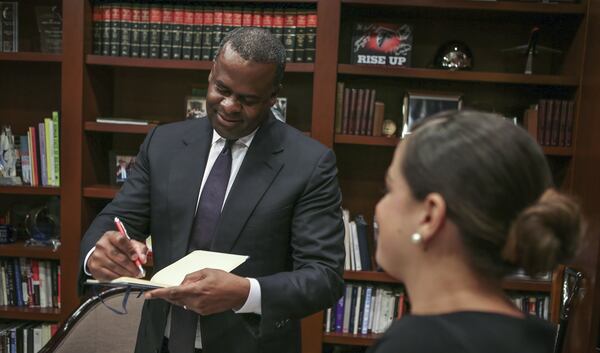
167, 119, 212, 262
212, 117, 285, 253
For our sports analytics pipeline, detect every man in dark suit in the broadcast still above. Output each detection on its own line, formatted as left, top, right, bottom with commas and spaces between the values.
79, 28, 345, 353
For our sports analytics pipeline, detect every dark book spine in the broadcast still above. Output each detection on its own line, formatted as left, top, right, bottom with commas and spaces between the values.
109, 3, 122, 56
201, 7, 214, 60
354, 89, 364, 135
294, 9, 307, 62
222, 6, 234, 35
120, 3, 132, 57
12, 259, 23, 307
160, 4, 174, 59
101, 2, 112, 55
171, 5, 184, 59
537, 99, 546, 145
272, 8, 284, 45
367, 89, 376, 136
342, 87, 350, 134
6, 260, 15, 306
543, 100, 554, 146
283, 8, 297, 63
305, 9, 317, 63
360, 89, 371, 135
130, 3, 141, 57
148, 3, 162, 59
139, 3, 150, 58
51, 262, 58, 308
551, 99, 562, 146
191, 6, 203, 60
182, 6, 195, 60
92, 2, 103, 55
242, 7, 253, 27
211, 7, 224, 60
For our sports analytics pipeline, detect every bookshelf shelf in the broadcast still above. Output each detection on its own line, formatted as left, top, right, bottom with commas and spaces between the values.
0, 52, 62, 63
322, 332, 381, 346
338, 64, 579, 87
341, 0, 586, 14
86, 55, 314, 73
0, 186, 60, 196
344, 271, 400, 284
502, 278, 552, 293
0, 242, 61, 260
335, 134, 398, 147
83, 185, 119, 199
84, 121, 157, 134
542, 146, 573, 157
0, 306, 62, 321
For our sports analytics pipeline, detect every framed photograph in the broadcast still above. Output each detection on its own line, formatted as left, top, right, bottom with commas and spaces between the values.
185, 96, 207, 119
271, 97, 287, 123
109, 150, 137, 186
402, 91, 463, 135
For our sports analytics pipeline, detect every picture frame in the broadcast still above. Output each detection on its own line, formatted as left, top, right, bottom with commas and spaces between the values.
402, 90, 463, 136
271, 97, 287, 123
109, 150, 137, 186
185, 95, 207, 119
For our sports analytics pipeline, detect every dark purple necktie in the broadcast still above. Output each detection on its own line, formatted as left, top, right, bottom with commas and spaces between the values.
169, 139, 234, 353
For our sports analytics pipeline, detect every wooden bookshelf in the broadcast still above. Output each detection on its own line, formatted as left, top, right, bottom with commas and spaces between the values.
0, 242, 61, 260
0, 52, 62, 63
0, 186, 60, 196
322, 332, 381, 346
344, 271, 399, 283
502, 278, 552, 293
83, 185, 120, 199
86, 55, 314, 73
84, 121, 157, 134
338, 64, 579, 87
334, 134, 398, 147
0, 307, 62, 322
341, 0, 586, 14
542, 146, 574, 157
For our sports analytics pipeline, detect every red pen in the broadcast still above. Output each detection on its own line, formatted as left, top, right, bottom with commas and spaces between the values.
114, 217, 146, 277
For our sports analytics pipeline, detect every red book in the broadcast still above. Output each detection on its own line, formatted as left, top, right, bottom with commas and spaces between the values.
92, 4, 103, 54
294, 9, 307, 62
211, 7, 224, 60
120, 4, 132, 57
305, 9, 317, 62
139, 3, 150, 58
109, 3, 122, 56
262, 8, 274, 32
28, 127, 39, 187
252, 8, 262, 27
242, 7, 253, 27
222, 6, 234, 33
232, 7, 243, 31
172, 5, 185, 59
130, 4, 142, 57
183, 6, 195, 60
160, 5, 174, 59
101, 3, 112, 56
565, 100, 575, 147
272, 8, 284, 44
201, 8, 214, 60
148, 4, 162, 58
283, 8, 297, 62
31, 260, 40, 307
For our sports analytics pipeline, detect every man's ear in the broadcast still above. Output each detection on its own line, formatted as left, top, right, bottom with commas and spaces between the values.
208, 70, 213, 83
419, 193, 447, 244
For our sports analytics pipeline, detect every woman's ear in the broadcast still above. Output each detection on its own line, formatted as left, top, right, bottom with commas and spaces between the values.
418, 193, 447, 244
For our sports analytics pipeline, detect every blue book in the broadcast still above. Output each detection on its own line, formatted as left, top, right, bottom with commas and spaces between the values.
355, 215, 372, 271
335, 295, 344, 333
38, 123, 48, 186
13, 259, 23, 306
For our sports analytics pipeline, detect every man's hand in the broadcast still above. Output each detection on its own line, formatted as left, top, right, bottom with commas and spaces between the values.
88, 230, 148, 281
145, 269, 250, 315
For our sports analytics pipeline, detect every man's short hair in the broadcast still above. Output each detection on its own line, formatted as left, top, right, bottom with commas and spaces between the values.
215, 27, 286, 89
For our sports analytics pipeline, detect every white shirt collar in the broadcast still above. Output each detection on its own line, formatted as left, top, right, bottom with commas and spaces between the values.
211, 127, 258, 148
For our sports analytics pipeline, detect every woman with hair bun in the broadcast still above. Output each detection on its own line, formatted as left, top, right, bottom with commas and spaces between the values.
369, 110, 582, 353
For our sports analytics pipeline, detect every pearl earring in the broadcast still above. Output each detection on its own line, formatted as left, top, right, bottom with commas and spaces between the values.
411, 232, 423, 244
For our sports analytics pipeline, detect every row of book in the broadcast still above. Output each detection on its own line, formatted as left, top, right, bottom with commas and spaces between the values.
0, 258, 61, 309
13, 112, 61, 187
324, 283, 408, 336
0, 321, 57, 353
335, 83, 386, 137
92, 2, 317, 63
510, 294, 550, 320
0, 2, 17, 53
343, 209, 374, 272
523, 99, 575, 147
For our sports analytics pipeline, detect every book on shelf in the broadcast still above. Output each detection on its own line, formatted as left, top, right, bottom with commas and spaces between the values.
0, 258, 60, 309
95, 117, 155, 126
86, 250, 248, 289
351, 22, 412, 66
0, 2, 18, 53
526, 99, 575, 148
91, 3, 318, 63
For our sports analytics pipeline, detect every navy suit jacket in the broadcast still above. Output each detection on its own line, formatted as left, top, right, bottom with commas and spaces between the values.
79, 115, 345, 353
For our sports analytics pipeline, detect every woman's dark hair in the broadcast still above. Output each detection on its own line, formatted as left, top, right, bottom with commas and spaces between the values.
402, 110, 581, 277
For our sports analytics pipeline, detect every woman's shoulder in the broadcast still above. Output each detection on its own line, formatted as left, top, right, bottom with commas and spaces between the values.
367, 312, 555, 353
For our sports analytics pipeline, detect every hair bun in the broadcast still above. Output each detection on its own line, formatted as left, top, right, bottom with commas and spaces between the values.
502, 189, 582, 275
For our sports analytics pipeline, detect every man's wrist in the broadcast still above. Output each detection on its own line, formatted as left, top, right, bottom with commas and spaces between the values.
83, 246, 96, 276
234, 278, 262, 314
